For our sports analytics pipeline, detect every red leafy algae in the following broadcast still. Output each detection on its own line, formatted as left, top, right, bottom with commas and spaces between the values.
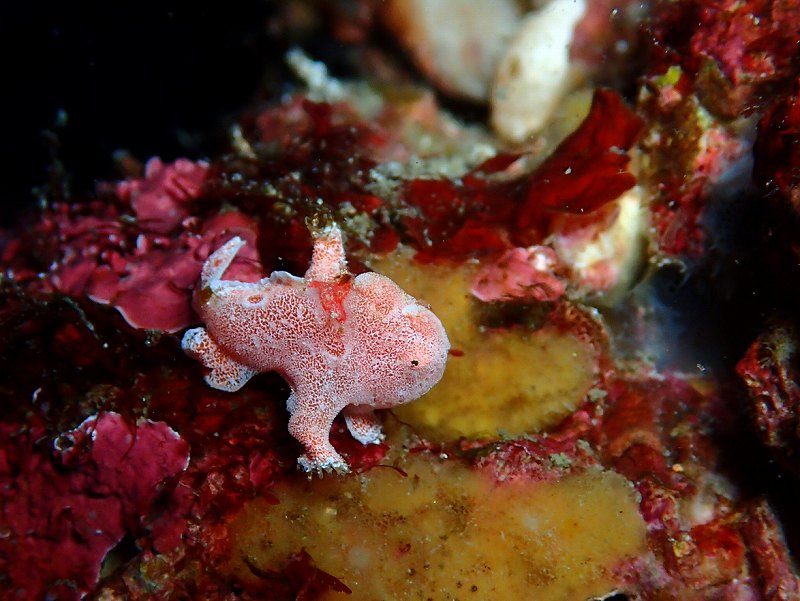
403, 88, 643, 261
117, 157, 209, 235
516, 88, 643, 233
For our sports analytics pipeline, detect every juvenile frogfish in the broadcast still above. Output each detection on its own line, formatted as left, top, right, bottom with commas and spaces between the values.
182, 223, 450, 473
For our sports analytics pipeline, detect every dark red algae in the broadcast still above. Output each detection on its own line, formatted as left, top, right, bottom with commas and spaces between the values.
637, 0, 800, 257
737, 325, 800, 478
754, 82, 800, 211
597, 376, 797, 598
243, 549, 353, 601
646, 0, 800, 117
0, 412, 188, 601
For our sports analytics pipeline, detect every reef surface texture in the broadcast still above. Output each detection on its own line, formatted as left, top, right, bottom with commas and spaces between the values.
1, 1, 800, 599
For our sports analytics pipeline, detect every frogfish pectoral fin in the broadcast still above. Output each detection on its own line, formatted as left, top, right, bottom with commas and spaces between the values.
182, 327, 256, 392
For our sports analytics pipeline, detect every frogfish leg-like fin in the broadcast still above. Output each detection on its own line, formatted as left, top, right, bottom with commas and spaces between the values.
287, 388, 349, 473
343, 405, 385, 445
182, 327, 256, 392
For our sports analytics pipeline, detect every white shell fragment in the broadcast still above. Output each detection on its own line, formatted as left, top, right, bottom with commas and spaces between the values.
491, 0, 588, 143
382, 0, 522, 101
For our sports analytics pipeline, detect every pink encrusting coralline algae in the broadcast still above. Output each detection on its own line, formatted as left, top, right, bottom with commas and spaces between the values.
470, 245, 566, 303
182, 223, 450, 473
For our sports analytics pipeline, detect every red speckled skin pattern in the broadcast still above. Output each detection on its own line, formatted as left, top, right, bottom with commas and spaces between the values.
182, 224, 450, 472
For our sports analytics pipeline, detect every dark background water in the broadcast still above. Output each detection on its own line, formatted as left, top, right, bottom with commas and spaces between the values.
0, 1, 281, 227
